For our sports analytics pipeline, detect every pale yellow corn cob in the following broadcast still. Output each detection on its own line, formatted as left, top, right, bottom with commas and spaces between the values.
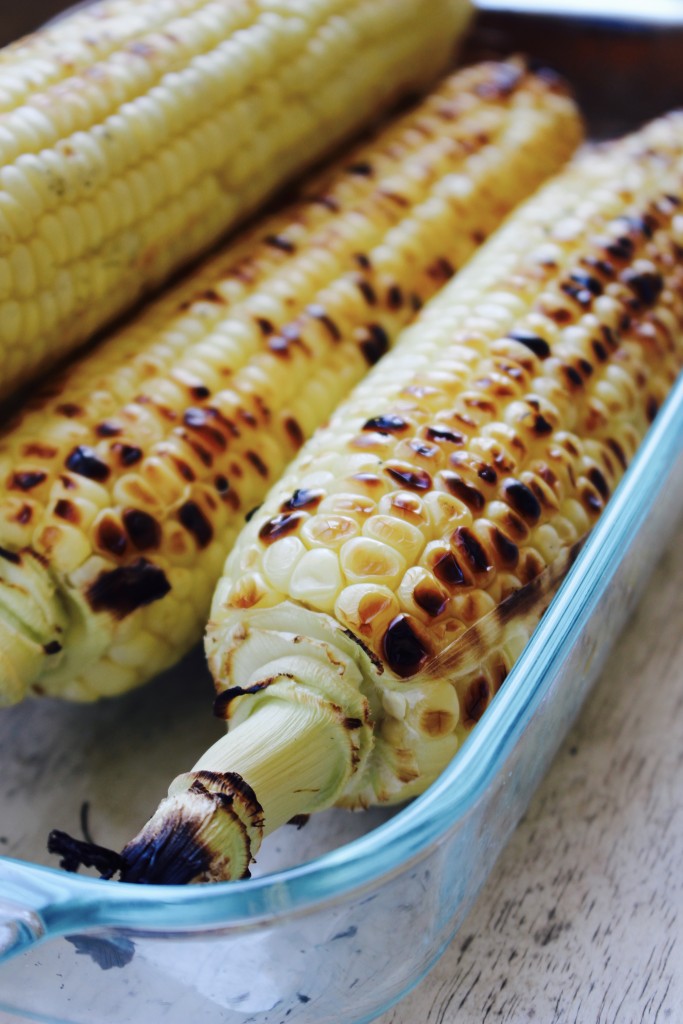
104, 111, 683, 884
0, 60, 582, 706
0, 0, 473, 399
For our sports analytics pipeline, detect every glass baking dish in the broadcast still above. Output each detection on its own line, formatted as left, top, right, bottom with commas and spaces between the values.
0, 5, 682, 1024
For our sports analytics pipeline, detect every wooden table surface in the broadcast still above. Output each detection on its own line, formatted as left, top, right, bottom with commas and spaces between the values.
377, 522, 683, 1024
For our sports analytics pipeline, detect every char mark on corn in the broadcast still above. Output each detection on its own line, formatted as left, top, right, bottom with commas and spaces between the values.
153, 110, 683, 883
0, 59, 582, 704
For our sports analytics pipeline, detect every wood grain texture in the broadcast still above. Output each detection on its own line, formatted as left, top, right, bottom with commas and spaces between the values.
378, 521, 683, 1024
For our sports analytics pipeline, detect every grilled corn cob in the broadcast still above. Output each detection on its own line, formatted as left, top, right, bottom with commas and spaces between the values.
0, 60, 581, 706
0, 0, 473, 400
99, 111, 683, 884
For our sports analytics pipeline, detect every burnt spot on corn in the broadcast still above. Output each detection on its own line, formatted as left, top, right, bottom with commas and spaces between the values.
264, 234, 296, 253
65, 446, 111, 482
113, 443, 143, 467
616, 212, 657, 239
358, 324, 389, 367
96, 421, 122, 438
86, 559, 171, 619
355, 278, 377, 305
363, 414, 409, 434
441, 471, 485, 511
284, 416, 304, 449
268, 324, 307, 358
307, 304, 341, 342
502, 479, 542, 523
379, 190, 409, 208
605, 235, 635, 262
10, 470, 47, 490
581, 486, 603, 515
536, 463, 559, 489
478, 464, 498, 484
197, 288, 226, 306
214, 475, 230, 495
256, 316, 274, 336
246, 451, 268, 478
427, 256, 454, 283
569, 270, 604, 297
182, 408, 229, 450
178, 501, 213, 548
501, 508, 529, 541
123, 509, 161, 551
22, 442, 57, 458
56, 403, 82, 418
433, 550, 466, 587
281, 489, 324, 512
354, 252, 371, 270
382, 614, 430, 678
507, 331, 548, 360
172, 456, 196, 482
463, 676, 491, 727
408, 438, 440, 460
646, 396, 660, 422
621, 268, 663, 307
521, 550, 547, 583
54, 499, 79, 523
346, 161, 373, 176
13, 504, 32, 525
238, 408, 259, 429
606, 437, 628, 470
587, 467, 610, 500
259, 511, 306, 545
563, 364, 584, 390
561, 279, 595, 308
413, 581, 449, 618
0, 546, 21, 565
95, 515, 128, 556
387, 284, 403, 309
43, 640, 62, 655
183, 437, 218, 468
592, 338, 609, 362
426, 426, 465, 446
452, 527, 491, 575
581, 254, 616, 279
385, 463, 432, 491
490, 526, 519, 567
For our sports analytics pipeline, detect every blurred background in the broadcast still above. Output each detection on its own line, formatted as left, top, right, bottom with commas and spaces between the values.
0, 2, 682, 137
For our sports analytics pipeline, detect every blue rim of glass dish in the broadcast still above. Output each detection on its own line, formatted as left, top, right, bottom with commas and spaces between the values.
1, 371, 682, 939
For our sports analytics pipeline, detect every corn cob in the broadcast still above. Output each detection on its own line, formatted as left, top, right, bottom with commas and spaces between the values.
0, 61, 581, 706
92, 111, 683, 885
0, 0, 473, 400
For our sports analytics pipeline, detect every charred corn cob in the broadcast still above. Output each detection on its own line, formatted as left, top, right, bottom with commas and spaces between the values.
96, 111, 683, 884
0, 0, 472, 400
0, 61, 581, 706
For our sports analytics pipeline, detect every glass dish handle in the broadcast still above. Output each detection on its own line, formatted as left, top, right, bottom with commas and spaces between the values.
0, 899, 44, 962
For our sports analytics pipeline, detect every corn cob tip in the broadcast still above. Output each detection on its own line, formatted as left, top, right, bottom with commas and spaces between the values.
49, 648, 375, 883
0, 547, 67, 704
